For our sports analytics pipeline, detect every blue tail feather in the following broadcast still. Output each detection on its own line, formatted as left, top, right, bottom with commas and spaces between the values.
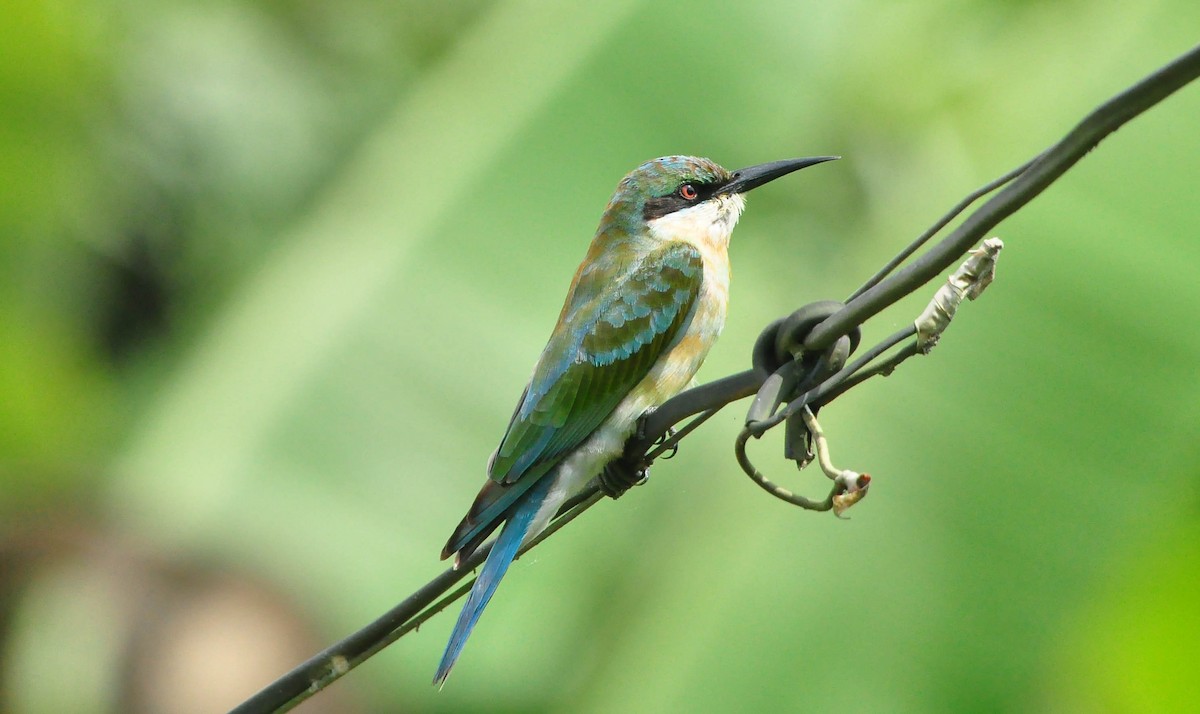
434, 478, 551, 686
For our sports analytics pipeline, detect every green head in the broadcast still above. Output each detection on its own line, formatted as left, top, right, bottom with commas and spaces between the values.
597, 155, 838, 243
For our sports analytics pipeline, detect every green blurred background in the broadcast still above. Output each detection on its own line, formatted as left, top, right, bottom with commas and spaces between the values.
2, 0, 1198, 711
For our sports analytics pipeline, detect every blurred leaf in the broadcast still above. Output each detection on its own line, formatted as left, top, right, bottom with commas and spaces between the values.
1047, 516, 1200, 712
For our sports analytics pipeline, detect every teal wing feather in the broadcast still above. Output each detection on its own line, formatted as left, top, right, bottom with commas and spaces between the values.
492, 241, 704, 484
441, 241, 704, 559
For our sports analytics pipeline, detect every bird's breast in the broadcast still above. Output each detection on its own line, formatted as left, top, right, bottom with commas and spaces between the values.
542, 241, 730, 510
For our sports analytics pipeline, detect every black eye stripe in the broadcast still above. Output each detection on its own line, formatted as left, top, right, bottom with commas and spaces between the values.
642, 179, 722, 221
643, 195, 685, 221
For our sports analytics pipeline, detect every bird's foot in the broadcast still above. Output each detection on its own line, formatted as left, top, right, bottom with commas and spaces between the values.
654, 426, 679, 459
598, 457, 649, 499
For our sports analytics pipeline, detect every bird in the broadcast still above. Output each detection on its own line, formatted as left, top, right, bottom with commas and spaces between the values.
434, 154, 837, 685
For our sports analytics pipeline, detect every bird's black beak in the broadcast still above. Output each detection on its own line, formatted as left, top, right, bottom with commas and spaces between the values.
723, 156, 839, 195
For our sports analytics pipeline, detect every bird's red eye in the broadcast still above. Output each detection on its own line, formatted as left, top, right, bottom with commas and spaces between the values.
679, 183, 698, 200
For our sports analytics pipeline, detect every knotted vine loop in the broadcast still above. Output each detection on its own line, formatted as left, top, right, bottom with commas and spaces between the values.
740, 301, 864, 509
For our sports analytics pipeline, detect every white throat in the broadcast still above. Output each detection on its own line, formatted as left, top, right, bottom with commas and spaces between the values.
646, 194, 746, 251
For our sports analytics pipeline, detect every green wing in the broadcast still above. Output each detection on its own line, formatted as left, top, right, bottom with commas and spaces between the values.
442, 241, 704, 559
490, 241, 704, 485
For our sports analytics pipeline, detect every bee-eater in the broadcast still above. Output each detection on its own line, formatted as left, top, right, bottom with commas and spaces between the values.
434, 154, 837, 685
